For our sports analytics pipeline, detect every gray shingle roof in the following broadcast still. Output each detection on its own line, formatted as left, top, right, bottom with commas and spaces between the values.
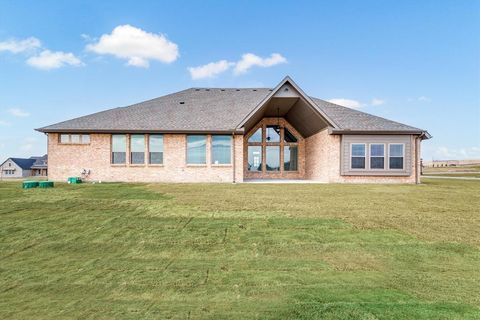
37, 87, 424, 134
9, 158, 36, 170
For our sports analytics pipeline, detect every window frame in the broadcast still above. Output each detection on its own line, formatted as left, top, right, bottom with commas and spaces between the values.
58, 133, 91, 145
211, 135, 232, 165
350, 143, 367, 170
247, 145, 263, 172
388, 143, 405, 170
369, 143, 386, 170
130, 134, 146, 165
148, 134, 164, 165
111, 134, 127, 165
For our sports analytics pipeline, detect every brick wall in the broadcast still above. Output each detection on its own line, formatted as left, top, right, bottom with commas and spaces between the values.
48, 133, 243, 183
305, 129, 417, 183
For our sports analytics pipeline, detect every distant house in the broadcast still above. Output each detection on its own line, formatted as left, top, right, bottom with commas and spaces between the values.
31, 155, 48, 176
37, 76, 430, 183
0, 155, 48, 178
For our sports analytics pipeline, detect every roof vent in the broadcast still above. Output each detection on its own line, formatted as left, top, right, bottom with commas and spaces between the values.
221, 89, 225, 91
253, 89, 257, 91
236, 89, 240, 91
179, 101, 185, 104
205, 89, 210, 91
195, 89, 200, 91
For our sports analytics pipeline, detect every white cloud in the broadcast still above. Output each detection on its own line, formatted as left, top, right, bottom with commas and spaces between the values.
188, 60, 234, 80
328, 98, 363, 109
433, 146, 480, 160
26, 50, 83, 70
86, 24, 179, 68
370, 98, 385, 106
7, 108, 30, 117
0, 37, 41, 53
234, 53, 287, 75
418, 96, 431, 102
0, 119, 11, 126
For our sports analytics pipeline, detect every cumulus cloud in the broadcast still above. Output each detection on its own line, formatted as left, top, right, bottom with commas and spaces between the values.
188, 60, 234, 80
7, 108, 30, 117
370, 98, 385, 106
0, 37, 41, 53
188, 53, 287, 79
328, 98, 363, 109
26, 50, 83, 70
234, 53, 287, 75
86, 24, 179, 68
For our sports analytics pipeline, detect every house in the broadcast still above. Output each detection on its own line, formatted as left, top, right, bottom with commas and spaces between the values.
30, 155, 48, 176
0, 157, 37, 178
36, 76, 430, 183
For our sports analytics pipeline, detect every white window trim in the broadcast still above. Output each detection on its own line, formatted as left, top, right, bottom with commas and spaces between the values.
388, 143, 405, 170
350, 143, 367, 170
369, 143, 386, 170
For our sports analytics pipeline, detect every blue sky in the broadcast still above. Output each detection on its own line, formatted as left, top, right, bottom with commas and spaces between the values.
0, 0, 479, 160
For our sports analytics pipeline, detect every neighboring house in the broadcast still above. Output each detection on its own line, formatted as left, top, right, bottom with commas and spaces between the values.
31, 155, 48, 176
0, 158, 36, 178
36, 76, 430, 183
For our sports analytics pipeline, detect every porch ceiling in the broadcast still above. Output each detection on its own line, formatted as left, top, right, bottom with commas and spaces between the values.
243, 97, 329, 138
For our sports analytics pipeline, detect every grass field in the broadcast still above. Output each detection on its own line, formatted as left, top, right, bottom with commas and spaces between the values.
423, 165, 480, 178
1, 179, 479, 319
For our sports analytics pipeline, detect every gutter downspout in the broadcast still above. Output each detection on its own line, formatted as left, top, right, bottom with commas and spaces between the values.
232, 130, 236, 184
415, 136, 421, 184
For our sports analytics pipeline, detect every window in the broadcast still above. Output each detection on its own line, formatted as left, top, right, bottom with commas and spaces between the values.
389, 144, 404, 169
284, 145, 298, 171
187, 135, 206, 164
211, 135, 231, 164
59, 134, 90, 144
266, 146, 280, 171
71, 134, 80, 144
284, 128, 298, 143
370, 144, 385, 169
60, 134, 69, 143
266, 125, 280, 142
351, 144, 366, 169
149, 135, 163, 164
248, 146, 262, 171
130, 134, 145, 164
112, 134, 127, 164
248, 127, 262, 143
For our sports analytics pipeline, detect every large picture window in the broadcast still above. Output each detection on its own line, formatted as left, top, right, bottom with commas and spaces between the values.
370, 144, 385, 169
247, 123, 299, 174
112, 134, 127, 164
389, 144, 404, 169
149, 135, 163, 164
130, 134, 145, 164
211, 135, 231, 164
187, 135, 206, 164
351, 144, 366, 169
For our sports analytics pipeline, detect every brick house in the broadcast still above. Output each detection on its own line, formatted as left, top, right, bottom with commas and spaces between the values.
36, 77, 430, 183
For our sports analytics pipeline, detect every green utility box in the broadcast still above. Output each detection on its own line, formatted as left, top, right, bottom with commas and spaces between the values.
22, 181, 39, 189
38, 181, 54, 188
67, 177, 82, 184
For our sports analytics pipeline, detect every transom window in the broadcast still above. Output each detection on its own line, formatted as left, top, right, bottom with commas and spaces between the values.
59, 134, 90, 144
247, 123, 299, 173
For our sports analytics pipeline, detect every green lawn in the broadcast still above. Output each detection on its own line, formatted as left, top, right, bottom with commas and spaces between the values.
1, 179, 479, 319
